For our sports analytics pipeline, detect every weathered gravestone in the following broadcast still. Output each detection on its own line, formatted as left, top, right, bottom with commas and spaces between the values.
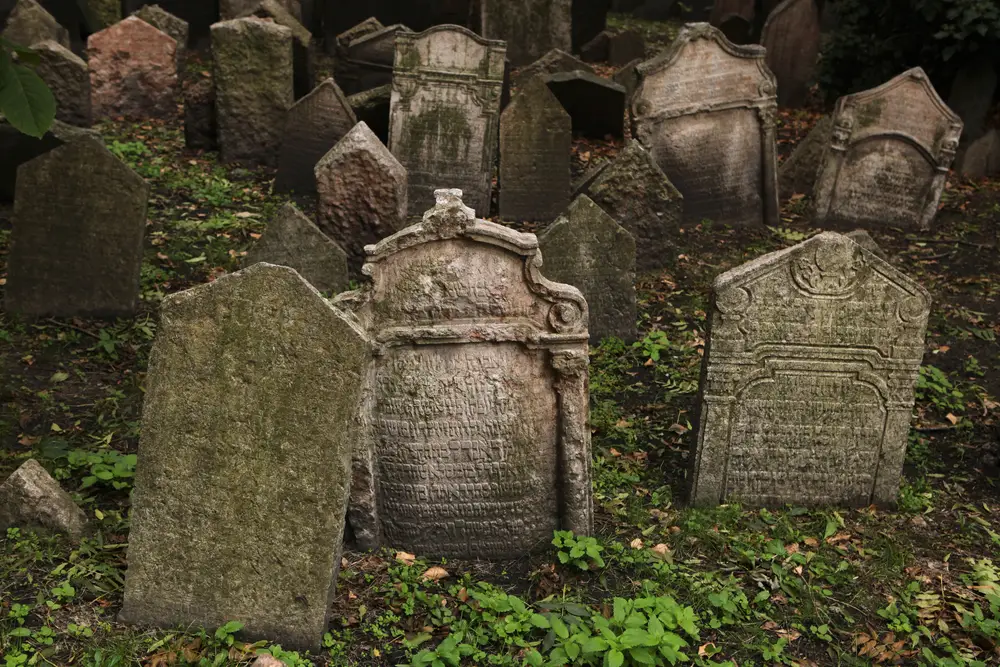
512, 48, 594, 87
538, 195, 636, 343
336, 189, 593, 559
632, 23, 779, 226
245, 203, 349, 294
348, 83, 391, 143
87, 17, 178, 120
580, 29, 611, 63
316, 121, 408, 274
543, 70, 625, 139
574, 140, 683, 272
88, 0, 121, 29
0, 119, 95, 201
760, 0, 821, 108
608, 29, 645, 66
813, 67, 963, 231
479, 0, 571, 66
132, 4, 188, 68
388, 25, 506, 217
240, 0, 314, 98
499, 76, 571, 222
948, 58, 997, 142
274, 79, 357, 194
32, 40, 91, 126
613, 58, 642, 101
212, 17, 294, 166
336, 15, 382, 45
119, 263, 369, 651
220, 0, 301, 20
777, 113, 831, 200
691, 232, 931, 507
2, 0, 69, 48
123, 0, 215, 46
336, 23, 411, 95
6, 136, 149, 317
0, 459, 90, 539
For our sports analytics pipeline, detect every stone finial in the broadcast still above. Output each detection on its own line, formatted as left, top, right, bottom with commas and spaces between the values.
422, 189, 476, 235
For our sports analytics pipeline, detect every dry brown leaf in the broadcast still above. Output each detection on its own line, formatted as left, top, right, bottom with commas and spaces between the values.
630, 538, 644, 549
422, 566, 449, 582
395, 551, 417, 566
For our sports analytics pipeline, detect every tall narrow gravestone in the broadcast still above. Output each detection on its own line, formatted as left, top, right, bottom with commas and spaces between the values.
760, 0, 821, 108
813, 68, 963, 231
499, 76, 571, 222
335, 189, 593, 559
479, 0, 571, 66
388, 25, 506, 217
691, 232, 931, 507
632, 23, 779, 226
120, 264, 369, 651
6, 137, 148, 318
32, 40, 91, 127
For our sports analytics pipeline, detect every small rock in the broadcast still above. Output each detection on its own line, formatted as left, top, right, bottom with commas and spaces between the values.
0, 459, 89, 539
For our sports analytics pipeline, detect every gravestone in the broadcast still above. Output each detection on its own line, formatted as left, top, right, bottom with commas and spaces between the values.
245, 204, 349, 294
499, 76, 571, 222
708, 0, 753, 27
575, 140, 683, 272
388, 25, 506, 217
632, 23, 779, 226
512, 48, 594, 87
316, 121, 408, 274
274, 79, 357, 194
571, 0, 609, 51
87, 17, 178, 120
691, 232, 931, 507
123, 0, 215, 45
0, 119, 95, 201
954, 128, 1000, 179
119, 263, 369, 652
613, 58, 642, 100
336, 15, 382, 46
608, 29, 644, 66
579, 28, 609, 63
760, 0, 821, 108
88, 0, 120, 29
336, 23, 411, 95
2, 0, 69, 48
0, 459, 89, 539
543, 70, 624, 138
212, 17, 294, 166
844, 229, 886, 260
777, 113, 831, 200
479, 0, 571, 66
813, 67, 963, 231
538, 195, 636, 343
183, 75, 217, 150
348, 84, 391, 144
335, 189, 592, 559
948, 59, 997, 142
6, 137, 148, 317
32, 40, 91, 126
221, 0, 301, 20
241, 0, 314, 98
133, 4, 189, 68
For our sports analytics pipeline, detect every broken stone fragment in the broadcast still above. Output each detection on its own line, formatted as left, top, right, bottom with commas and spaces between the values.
0, 459, 90, 539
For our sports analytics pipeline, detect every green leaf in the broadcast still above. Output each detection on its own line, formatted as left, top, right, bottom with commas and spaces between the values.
629, 647, 657, 665
605, 648, 625, 667
619, 627, 654, 648
0, 50, 55, 138
523, 649, 543, 667
581, 636, 609, 653
551, 617, 569, 639
529, 613, 550, 629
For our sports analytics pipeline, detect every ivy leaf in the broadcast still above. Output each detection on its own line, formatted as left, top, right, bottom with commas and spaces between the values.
0, 49, 56, 138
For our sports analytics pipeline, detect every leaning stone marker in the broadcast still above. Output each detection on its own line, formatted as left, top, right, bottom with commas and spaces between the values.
760, 0, 821, 108
88, 16, 179, 120
479, 0, 571, 66
133, 4, 189, 68
0, 459, 89, 539
336, 23, 411, 95
777, 113, 831, 200
512, 48, 594, 87
499, 76, 571, 221
0, 119, 96, 201
6, 137, 148, 318
316, 121, 408, 275
120, 263, 369, 651
388, 25, 506, 216
544, 70, 625, 139
32, 40, 91, 127
336, 189, 592, 559
212, 17, 294, 166
633, 23, 778, 226
691, 232, 931, 507
2, 0, 69, 49
245, 203, 349, 294
538, 195, 636, 343
813, 67, 963, 231
274, 79, 357, 194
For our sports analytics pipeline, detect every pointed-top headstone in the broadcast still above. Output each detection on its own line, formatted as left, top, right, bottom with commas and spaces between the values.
2, 0, 69, 48
760, 0, 821, 107
0, 459, 90, 539
32, 40, 91, 127
133, 4, 189, 68
274, 79, 357, 194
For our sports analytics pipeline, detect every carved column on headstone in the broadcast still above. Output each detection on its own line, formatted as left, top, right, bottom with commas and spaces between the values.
755, 82, 780, 226
551, 348, 593, 535
921, 126, 961, 230
811, 109, 854, 221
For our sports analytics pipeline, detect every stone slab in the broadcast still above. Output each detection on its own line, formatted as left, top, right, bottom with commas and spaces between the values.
512, 48, 594, 87
479, 0, 571, 66
761, 0, 821, 108
0, 459, 89, 539
133, 4, 189, 68
2, 0, 69, 49
543, 70, 625, 139
32, 40, 91, 126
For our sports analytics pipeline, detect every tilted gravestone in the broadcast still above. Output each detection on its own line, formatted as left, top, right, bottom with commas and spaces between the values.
6, 136, 148, 317
32, 40, 91, 127
0, 119, 95, 201
760, 0, 821, 108
348, 83, 391, 143
245, 203, 349, 294
691, 232, 931, 507
575, 140, 683, 272
335, 23, 411, 95
499, 76, 571, 222
608, 29, 645, 66
512, 48, 594, 87
88, 17, 178, 120
2, 0, 69, 49
632, 23, 779, 226
543, 70, 625, 139
120, 263, 369, 651
133, 4, 189, 68
538, 195, 636, 343
240, 0, 314, 98
813, 67, 963, 231
777, 113, 831, 201
335, 189, 593, 559
274, 79, 357, 194
479, 0, 571, 66
336, 15, 383, 46
388, 25, 506, 217
211, 17, 294, 166
315, 121, 408, 275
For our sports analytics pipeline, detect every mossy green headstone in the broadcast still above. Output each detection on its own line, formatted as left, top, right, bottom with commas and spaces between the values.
120, 263, 370, 651
479, 0, 571, 66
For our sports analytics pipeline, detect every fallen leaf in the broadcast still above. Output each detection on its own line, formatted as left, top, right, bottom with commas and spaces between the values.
650, 543, 670, 558
395, 551, 416, 566
946, 413, 959, 425
422, 566, 449, 582
630, 538, 644, 549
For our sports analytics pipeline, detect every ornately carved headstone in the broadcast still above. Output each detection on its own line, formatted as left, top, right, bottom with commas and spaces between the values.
632, 23, 778, 226
336, 189, 592, 559
760, 0, 821, 108
274, 79, 357, 194
499, 76, 571, 221
479, 0, 571, 66
691, 232, 931, 507
6, 137, 149, 317
813, 67, 963, 231
32, 40, 91, 127
388, 25, 506, 216
120, 264, 369, 651
538, 195, 636, 343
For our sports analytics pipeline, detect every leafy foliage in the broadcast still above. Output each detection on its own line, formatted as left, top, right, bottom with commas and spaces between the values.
0, 37, 55, 137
